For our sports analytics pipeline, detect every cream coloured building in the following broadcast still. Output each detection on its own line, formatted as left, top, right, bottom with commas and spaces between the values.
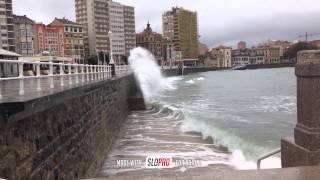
212, 45, 232, 68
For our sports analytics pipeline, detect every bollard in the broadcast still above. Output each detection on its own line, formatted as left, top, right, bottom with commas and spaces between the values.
282, 50, 320, 167
36, 62, 41, 77
18, 62, 24, 78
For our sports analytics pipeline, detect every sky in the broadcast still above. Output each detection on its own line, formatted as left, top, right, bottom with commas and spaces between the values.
12, 0, 320, 48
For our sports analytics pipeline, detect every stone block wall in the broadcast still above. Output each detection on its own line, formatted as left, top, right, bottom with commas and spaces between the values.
0, 75, 138, 179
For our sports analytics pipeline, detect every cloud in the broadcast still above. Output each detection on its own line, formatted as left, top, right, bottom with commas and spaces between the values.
12, 0, 320, 47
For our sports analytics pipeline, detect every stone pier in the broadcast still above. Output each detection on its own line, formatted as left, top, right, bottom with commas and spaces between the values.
282, 50, 320, 167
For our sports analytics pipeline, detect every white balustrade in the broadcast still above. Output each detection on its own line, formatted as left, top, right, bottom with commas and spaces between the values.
0, 59, 133, 98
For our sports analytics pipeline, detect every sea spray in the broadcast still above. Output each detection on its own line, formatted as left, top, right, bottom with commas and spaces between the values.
128, 47, 176, 102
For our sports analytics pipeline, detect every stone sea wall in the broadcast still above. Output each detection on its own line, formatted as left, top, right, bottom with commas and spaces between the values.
0, 75, 139, 179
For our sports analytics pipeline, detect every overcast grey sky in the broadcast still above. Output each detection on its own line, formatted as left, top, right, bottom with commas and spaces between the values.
12, 0, 320, 48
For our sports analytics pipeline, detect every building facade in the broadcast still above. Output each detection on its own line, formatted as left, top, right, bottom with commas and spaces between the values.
13, 15, 35, 56
75, 0, 110, 56
34, 24, 64, 57
75, 0, 135, 59
50, 18, 85, 63
212, 45, 232, 68
255, 46, 281, 64
163, 7, 199, 64
0, 0, 15, 52
232, 49, 265, 66
109, 1, 125, 58
204, 50, 218, 67
136, 22, 163, 64
123, 5, 135, 56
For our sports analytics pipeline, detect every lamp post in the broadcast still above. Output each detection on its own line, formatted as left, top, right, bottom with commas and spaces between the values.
108, 30, 115, 64
108, 30, 115, 76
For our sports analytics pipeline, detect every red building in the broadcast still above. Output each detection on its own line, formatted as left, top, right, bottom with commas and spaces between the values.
34, 24, 64, 56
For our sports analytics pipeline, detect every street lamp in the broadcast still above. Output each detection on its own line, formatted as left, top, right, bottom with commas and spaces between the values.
108, 30, 115, 65
108, 30, 116, 77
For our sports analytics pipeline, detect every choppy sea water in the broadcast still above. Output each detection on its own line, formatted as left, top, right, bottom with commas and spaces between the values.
100, 67, 297, 176
156, 68, 296, 168
102, 48, 297, 175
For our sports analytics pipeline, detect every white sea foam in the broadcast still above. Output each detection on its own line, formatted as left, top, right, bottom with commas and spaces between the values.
128, 47, 178, 101
196, 77, 205, 81
180, 114, 282, 170
186, 80, 195, 84
250, 95, 296, 113
230, 150, 256, 170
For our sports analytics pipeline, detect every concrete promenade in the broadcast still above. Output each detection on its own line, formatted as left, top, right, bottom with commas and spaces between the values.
0, 73, 117, 103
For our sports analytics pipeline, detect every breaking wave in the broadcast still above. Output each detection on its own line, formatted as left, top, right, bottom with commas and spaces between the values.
128, 47, 177, 102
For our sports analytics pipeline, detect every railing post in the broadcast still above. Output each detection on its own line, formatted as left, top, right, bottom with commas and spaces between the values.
81, 65, 85, 83
91, 65, 94, 81
18, 62, 24, 78
68, 64, 72, 75
86, 65, 89, 82
19, 79, 24, 95
36, 62, 41, 77
37, 78, 42, 91
59, 63, 64, 76
75, 65, 79, 75
49, 62, 53, 76
75, 65, 79, 84
0, 82, 2, 100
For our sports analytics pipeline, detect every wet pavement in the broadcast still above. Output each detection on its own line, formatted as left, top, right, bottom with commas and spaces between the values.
97, 104, 232, 177
0, 73, 120, 103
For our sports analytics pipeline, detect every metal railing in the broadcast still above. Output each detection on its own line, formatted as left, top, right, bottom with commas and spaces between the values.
0, 59, 132, 98
257, 148, 281, 170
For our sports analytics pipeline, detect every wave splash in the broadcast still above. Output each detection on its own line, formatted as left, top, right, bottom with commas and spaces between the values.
128, 47, 176, 102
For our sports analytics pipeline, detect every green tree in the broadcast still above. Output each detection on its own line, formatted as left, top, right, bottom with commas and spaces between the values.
86, 55, 98, 65
85, 52, 110, 65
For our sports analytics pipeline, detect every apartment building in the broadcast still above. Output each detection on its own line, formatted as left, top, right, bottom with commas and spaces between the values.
75, 0, 110, 56
0, 0, 15, 51
34, 24, 64, 57
109, 1, 125, 58
50, 17, 85, 63
13, 15, 35, 56
123, 5, 135, 56
163, 7, 199, 65
75, 0, 135, 59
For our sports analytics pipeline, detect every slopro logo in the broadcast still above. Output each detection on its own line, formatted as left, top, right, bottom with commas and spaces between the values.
146, 156, 173, 168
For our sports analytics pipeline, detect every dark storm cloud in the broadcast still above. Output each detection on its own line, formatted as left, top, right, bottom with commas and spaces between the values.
13, 0, 320, 47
